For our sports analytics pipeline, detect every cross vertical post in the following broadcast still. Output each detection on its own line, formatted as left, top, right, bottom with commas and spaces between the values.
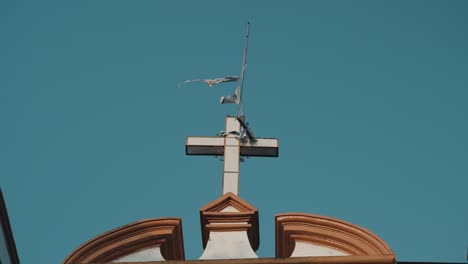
222, 117, 241, 194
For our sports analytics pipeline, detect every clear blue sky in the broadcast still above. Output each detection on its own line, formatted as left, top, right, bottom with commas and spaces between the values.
1, 1, 467, 263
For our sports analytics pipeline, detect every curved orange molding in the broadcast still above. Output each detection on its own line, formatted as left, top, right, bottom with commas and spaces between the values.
275, 213, 394, 258
63, 218, 184, 264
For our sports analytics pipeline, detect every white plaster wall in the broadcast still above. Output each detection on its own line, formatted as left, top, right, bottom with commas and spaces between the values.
199, 231, 257, 259
291, 241, 348, 257
220, 206, 240, 212
113, 246, 165, 262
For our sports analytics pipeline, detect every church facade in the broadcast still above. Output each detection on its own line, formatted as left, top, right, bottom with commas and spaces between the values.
63, 195, 395, 264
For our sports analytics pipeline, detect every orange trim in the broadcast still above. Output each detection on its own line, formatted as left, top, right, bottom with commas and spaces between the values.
63, 218, 185, 263
200, 192, 258, 212
200, 193, 259, 251
275, 213, 394, 258
206, 223, 252, 232
86, 255, 394, 264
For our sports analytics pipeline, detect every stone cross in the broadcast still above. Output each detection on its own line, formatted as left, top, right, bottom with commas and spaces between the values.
186, 116, 279, 195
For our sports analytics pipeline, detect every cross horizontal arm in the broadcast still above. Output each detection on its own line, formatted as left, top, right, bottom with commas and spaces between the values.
240, 138, 279, 157
186, 137, 224, 156
186, 136, 279, 157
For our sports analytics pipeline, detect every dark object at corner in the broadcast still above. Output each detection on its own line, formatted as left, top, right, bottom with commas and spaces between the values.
0, 187, 20, 264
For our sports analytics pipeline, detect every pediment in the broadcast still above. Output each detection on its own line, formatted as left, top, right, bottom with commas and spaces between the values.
200, 192, 259, 251
200, 192, 258, 213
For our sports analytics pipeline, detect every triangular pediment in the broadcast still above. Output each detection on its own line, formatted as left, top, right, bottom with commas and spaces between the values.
200, 192, 258, 213
199, 192, 259, 251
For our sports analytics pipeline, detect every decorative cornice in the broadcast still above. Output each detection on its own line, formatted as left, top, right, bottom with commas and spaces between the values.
200, 192, 259, 251
200, 192, 258, 212
275, 213, 394, 258
63, 218, 185, 263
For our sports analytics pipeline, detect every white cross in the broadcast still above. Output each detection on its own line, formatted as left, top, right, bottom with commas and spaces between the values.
186, 116, 279, 195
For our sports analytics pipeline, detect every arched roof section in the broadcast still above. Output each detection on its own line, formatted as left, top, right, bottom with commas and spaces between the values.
276, 213, 394, 258
63, 218, 184, 263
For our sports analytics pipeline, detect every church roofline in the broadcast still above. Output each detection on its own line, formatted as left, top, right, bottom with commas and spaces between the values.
88, 255, 396, 264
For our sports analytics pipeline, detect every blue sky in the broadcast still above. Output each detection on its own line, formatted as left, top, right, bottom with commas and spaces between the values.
1, 1, 467, 263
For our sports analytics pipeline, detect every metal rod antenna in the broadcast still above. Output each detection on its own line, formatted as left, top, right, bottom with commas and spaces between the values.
238, 22, 250, 117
